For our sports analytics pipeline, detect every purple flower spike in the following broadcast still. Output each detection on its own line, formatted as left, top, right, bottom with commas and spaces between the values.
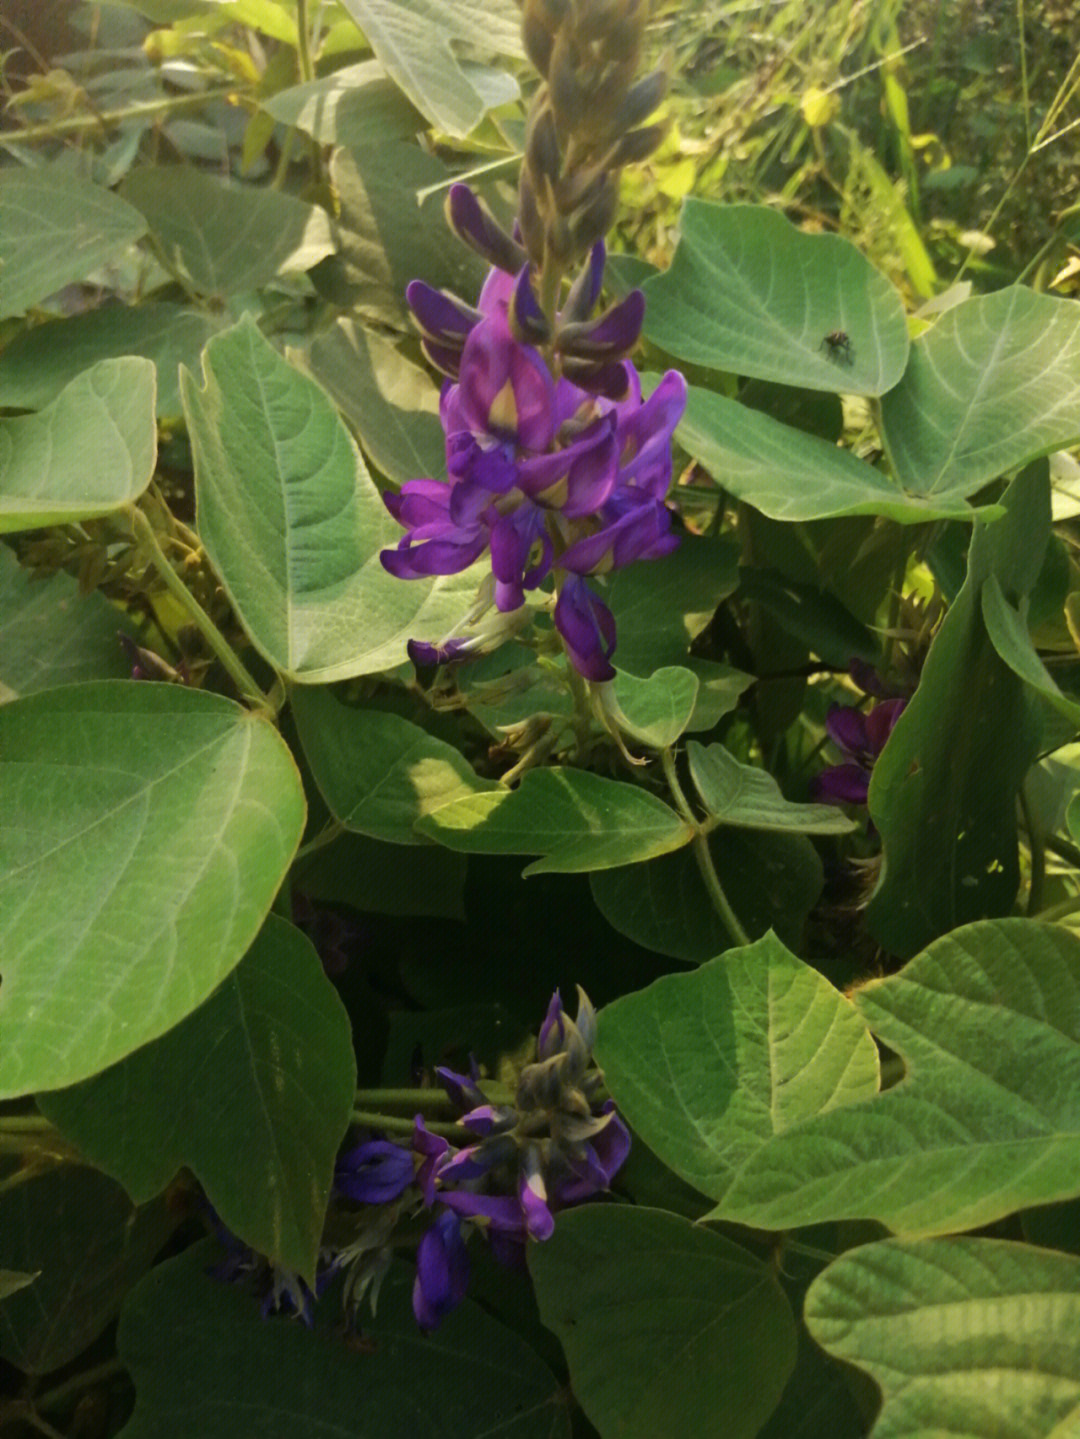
335, 1139, 415, 1205
811, 763, 871, 806
519, 1146, 556, 1240
562, 241, 606, 324
413, 1210, 470, 1333
435, 1064, 487, 1112
406, 280, 482, 347
412, 1117, 452, 1207
558, 288, 646, 360
445, 184, 526, 275
510, 264, 551, 346
537, 990, 566, 1059
554, 576, 618, 682
813, 697, 907, 807
556, 1103, 631, 1203
457, 313, 556, 451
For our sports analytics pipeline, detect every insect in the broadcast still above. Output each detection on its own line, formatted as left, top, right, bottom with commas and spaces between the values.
820, 329, 853, 363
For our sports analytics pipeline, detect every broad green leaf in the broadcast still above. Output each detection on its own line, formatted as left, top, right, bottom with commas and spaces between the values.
335, 0, 523, 137
882, 287, 1080, 496
0, 546, 135, 702
806, 1238, 1080, 1439
0, 682, 306, 1098
0, 1167, 173, 1374
689, 741, 856, 834
292, 829, 467, 919
122, 167, 334, 297
677, 385, 1002, 525
982, 573, 1080, 726
261, 60, 426, 150
596, 934, 878, 1200
0, 169, 147, 319
737, 566, 878, 665
291, 685, 497, 844
590, 828, 824, 961
118, 1246, 571, 1438
311, 144, 486, 326
39, 917, 354, 1283
0, 303, 221, 418
682, 658, 753, 731
183, 316, 485, 681
866, 466, 1049, 956
297, 318, 445, 484
604, 532, 740, 677
606, 666, 700, 748
416, 767, 693, 874
717, 919, 1080, 1236
529, 1207, 796, 1439
0, 1272, 37, 1303
641, 200, 909, 396
0, 358, 156, 532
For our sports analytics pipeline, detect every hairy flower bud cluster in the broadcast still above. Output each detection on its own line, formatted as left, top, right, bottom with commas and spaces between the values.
518, 0, 666, 274
333, 987, 629, 1333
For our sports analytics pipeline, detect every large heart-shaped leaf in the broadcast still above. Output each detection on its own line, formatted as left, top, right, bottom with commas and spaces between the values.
417, 766, 693, 873
39, 916, 355, 1283
981, 573, 1080, 726
0, 359, 156, 532
0, 169, 147, 319
122, 167, 334, 297
529, 1206, 796, 1439
291, 685, 497, 844
596, 934, 879, 1200
641, 200, 909, 395
261, 59, 426, 150
677, 385, 1003, 525
688, 741, 856, 834
0, 545, 135, 702
0, 682, 305, 1098
118, 1246, 571, 1438
334, 0, 523, 137
866, 466, 1048, 957
182, 316, 486, 681
806, 1238, 1080, 1439
881, 286, 1080, 496
716, 919, 1080, 1236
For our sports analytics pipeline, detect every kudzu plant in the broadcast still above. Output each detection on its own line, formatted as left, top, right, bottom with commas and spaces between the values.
3, 1, 1080, 1435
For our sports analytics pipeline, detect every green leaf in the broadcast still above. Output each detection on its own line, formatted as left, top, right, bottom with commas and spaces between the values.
604, 532, 740, 677
293, 829, 467, 919
118, 1246, 571, 1438
717, 918, 1080, 1236
0, 169, 147, 319
677, 385, 1001, 525
291, 686, 497, 844
688, 741, 856, 834
682, 658, 753, 731
641, 200, 909, 396
982, 573, 1080, 726
0, 304, 221, 419
0, 358, 156, 533
806, 1237, 1080, 1438
0, 1167, 173, 1375
866, 466, 1049, 957
122, 167, 334, 297
0, 1272, 38, 1303
297, 318, 446, 484
737, 566, 878, 665
0, 682, 305, 1098
606, 666, 700, 747
334, 0, 523, 137
311, 144, 486, 327
182, 316, 484, 681
596, 934, 878, 1201
528, 1206, 796, 1439
0, 546, 135, 702
39, 916, 354, 1283
590, 827, 824, 961
261, 60, 426, 150
416, 767, 693, 874
882, 287, 1080, 496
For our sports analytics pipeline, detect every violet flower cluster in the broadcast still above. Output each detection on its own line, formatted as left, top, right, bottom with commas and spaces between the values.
812, 696, 907, 806
379, 185, 686, 683
335, 986, 629, 1333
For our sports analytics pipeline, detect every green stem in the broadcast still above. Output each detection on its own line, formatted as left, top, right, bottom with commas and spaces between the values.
295, 0, 316, 85
1046, 834, 1080, 871
1036, 893, 1080, 925
34, 1359, 127, 1415
2, 87, 238, 145
292, 820, 346, 866
351, 1110, 460, 1139
0, 1115, 52, 1133
779, 1239, 837, 1266
127, 507, 274, 713
1019, 784, 1046, 917
354, 1088, 458, 1109
660, 748, 751, 947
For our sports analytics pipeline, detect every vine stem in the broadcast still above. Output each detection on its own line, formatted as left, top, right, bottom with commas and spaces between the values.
350, 1110, 461, 1140
2, 87, 238, 145
354, 1088, 458, 1110
659, 747, 751, 947
33, 1359, 127, 1415
295, 0, 316, 84
127, 507, 275, 713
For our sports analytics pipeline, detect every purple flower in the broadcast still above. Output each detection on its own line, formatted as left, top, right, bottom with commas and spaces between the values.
812, 697, 907, 806
382, 238, 687, 680
413, 1210, 470, 1332
335, 1139, 415, 1205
